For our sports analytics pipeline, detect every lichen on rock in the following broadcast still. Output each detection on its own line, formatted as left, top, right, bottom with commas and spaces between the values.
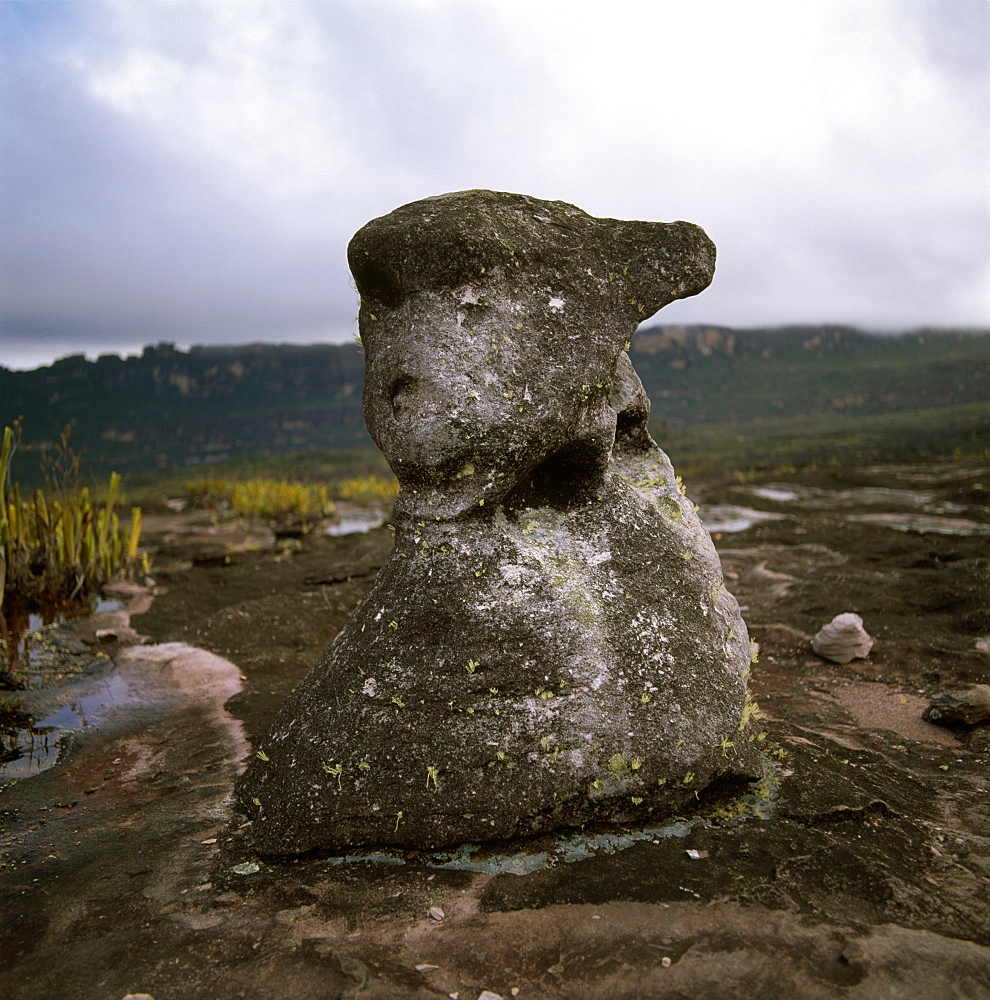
235, 189, 761, 852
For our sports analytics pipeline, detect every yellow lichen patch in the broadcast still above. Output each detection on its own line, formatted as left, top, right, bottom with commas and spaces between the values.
739, 689, 764, 731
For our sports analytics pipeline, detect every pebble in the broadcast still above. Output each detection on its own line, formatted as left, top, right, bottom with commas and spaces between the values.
811, 612, 874, 664
428, 906, 445, 922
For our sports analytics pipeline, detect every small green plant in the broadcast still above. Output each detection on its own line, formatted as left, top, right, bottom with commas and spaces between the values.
186, 476, 335, 521
333, 474, 399, 503
739, 689, 764, 732
1, 423, 146, 612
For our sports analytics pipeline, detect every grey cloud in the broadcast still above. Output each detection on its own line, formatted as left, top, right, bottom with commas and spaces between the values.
0, 43, 358, 359
1, 1, 987, 371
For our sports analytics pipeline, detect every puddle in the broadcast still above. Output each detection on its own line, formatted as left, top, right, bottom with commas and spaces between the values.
3, 597, 124, 673
326, 513, 386, 536
743, 484, 987, 534
702, 505, 787, 533
318, 818, 708, 877
421, 817, 707, 876
863, 463, 984, 484
748, 484, 967, 512
310, 762, 782, 877
0, 671, 142, 780
844, 513, 990, 536
749, 486, 801, 503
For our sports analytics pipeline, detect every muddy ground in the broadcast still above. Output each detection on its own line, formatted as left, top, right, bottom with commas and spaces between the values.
1, 463, 988, 999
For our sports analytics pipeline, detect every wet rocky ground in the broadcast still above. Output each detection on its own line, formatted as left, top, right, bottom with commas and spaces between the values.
1, 463, 988, 999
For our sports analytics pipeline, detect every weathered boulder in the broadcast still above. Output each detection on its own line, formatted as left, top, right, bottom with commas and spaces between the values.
236, 190, 761, 853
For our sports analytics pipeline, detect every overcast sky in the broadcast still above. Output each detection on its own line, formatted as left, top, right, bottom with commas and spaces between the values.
1, 0, 988, 370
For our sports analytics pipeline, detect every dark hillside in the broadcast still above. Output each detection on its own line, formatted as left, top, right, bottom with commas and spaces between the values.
0, 341, 369, 477
1, 326, 987, 481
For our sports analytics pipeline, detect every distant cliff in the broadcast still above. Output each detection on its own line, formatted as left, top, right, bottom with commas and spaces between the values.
1, 341, 369, 475
626, 324, 990, 428
1, 326, 987, 478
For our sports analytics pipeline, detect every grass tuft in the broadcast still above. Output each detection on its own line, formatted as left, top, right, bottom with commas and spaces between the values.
1, 422, 146, 613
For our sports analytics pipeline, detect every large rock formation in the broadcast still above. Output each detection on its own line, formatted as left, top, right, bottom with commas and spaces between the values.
236, 190, 761, 853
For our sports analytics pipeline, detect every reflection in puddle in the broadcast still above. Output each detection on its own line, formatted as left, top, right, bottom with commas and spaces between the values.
846, 513, 990, 536
3, 598, 124, 672
743, 483, 986, 536
325, 513, 386, 536
702, 505, 787, 533
0, 672, 139, 780
749, 486, 801, 503
749, 483, 966, 512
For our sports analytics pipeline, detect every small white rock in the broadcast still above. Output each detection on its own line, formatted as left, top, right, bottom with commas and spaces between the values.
478, 992, 505, 1000
812, 612, 874, 664
428, 906, 445, 922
